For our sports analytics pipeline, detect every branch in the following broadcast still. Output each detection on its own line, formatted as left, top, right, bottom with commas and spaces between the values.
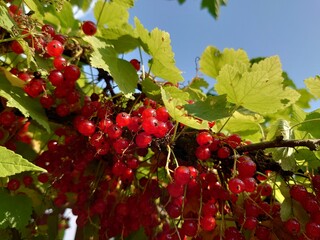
237, 138, 320, 152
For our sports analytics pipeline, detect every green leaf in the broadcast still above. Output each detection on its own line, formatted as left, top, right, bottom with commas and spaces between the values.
100, 25, 139, 53
161, 87, 209, 130
305, 76, 320, 98
296, 88, 314, 109
94, 0, 130, 28
184, 95, 231, 121
84, 36, 139, 93
296, 149, 320, 170
0, 76, 50, 132
280, 197, 309, 223
135, 18, 183, 83
0, 146, 45, 177
266, 120, 296, 171
0, 190, 33, 231
44, 2, 79, 34
215, 56, 300, 114
199, 46, 250, 79
223, 111, 264, 142
141, 77, 161, 100
70, 0, 91, 11
0, 5, 14, 34
298, 109, 320, 138
188, 77, 209, 89
280, 198, 293, 221
201, 0, 227, 19
107, 58, 139, 94
24, 0, 45, 17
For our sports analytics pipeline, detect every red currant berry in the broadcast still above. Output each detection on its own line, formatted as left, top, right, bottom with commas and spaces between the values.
290, 185, 308, 202
174, 166, 191, 185
228, 178, 245, 194
7, 178, 20, 191
217, 146, 230, 159
11, 40, 24, 54
182, 219, 198, 237
135, 132, 152, 148
195, 146, 211, 161
40, 95, 55, 109
200, 216, 216, 231
305, 221, 320, 239
130, 59, 140, 71
284, 218, 300, 235
77, 119, 96, 136
116, 112, 131, 127
41, 24, 56, 37
237, 158, 256, 178
82, 21, 97, 36
46, 40, 64, 57
53, 56, 67, 70
23, 175, 33, 187
156, 107, 169, 122
63, 64, 81, 82
196, 131, 213, 146
38, 173, 49, 183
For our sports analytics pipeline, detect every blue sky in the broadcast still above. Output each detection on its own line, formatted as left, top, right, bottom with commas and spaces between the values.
127, 0, 320, 110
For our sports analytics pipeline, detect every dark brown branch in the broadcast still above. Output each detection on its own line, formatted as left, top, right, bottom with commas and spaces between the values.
237, 139, 320, 152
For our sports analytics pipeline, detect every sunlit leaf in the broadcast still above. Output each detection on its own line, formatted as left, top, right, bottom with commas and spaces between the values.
94, 0, 130, 28
135, 18, 183, 83
185, 95, 231, 121
0, 76, 50, 132
161, 87, 208, 130
199, 46, 250, 79
215, 56, 300, 114
0, 146, 45, 178
0, 5, 14, 34
305, 76, 320, 98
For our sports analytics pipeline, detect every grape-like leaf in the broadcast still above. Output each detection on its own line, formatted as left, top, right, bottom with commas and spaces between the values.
0, 190, 33, 231
161, 87, 209, 130
1, 67, 24, 88
0, 75, 50, 132
199, 46, 250, 79
94, 0, 130, 28
201, 0, 228, 19
266, 120, 296, 171
0, 5, 14, 34
135, 18, 183, 84
100, 24, 139, 53
223, 111, 264, 142
24, 0, 45, 17
305, 76, 320, 98
298, 109, 320, 138
215, 56, 300, 114
84, 36, 139, 94
184, 95, 231, 121
0, 146, 45, 177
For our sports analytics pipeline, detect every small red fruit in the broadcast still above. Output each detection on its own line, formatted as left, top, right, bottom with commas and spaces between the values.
130, 59, 140, 71
82, 21, 97, 36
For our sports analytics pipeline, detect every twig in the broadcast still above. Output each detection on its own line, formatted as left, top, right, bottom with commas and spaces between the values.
237, 138, 320, 152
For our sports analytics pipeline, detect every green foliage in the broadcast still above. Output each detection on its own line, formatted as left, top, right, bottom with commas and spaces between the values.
135, 18, 184, 84
184, 95, 231, 121
0, 190, 33, 231
177, 0, 227, 19
0, 75, 50, 132
214, 56, 300, 114
0, 146, 45, 177
161, 87, 209, 130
